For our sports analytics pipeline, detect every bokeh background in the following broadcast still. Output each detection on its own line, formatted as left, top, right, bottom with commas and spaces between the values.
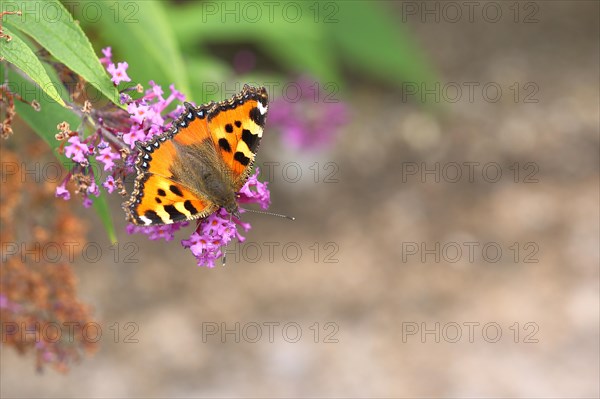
1, 1, 599, 397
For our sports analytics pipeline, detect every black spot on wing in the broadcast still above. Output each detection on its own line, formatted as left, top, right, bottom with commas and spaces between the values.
241, 129, 259, 152
170, 184, 183, 197
184, 200, 198, 214
218, 138, 232, 153
249, 107, 264, 127
225, 124, 234, 133
234, 120, 242, 128
155, 197, 162, 204
144, 210, 161, 223
163, 204, 185, 221
157, 189, 166, 197
234, 151, 251, 166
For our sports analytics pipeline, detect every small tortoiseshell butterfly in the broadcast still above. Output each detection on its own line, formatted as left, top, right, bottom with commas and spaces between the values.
124, 85, 268, 225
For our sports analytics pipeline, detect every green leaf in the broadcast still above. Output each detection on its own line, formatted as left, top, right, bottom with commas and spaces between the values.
77, 0, 191, 98
167, 2, 341, 85
186, 56, 232, 103
3, 64, 117, 243
264, 34, 340, 84
4, 0, 122, 108
0, 26, 66, 107
329, 2, 437, 96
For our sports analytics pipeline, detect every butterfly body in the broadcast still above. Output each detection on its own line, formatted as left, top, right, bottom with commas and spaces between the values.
124, 85, 268, 226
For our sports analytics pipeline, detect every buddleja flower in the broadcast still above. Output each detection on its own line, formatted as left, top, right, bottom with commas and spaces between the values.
99, 47, 112, 65
64, 136, 91, 164
237, 167, 270, 209
55, 182, 71, 200
179, 169, 268, 267
126, 222, 189, 242
122, 125, 146, 149
106, 62, 131, 85
269, 75, 347, 150
95, 141, 120, 171
55, 46, 273, 267
103, 176, 117, 194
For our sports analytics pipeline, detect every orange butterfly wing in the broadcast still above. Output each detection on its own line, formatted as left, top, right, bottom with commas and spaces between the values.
206, 86, 268, 188
124, 85, 268, 226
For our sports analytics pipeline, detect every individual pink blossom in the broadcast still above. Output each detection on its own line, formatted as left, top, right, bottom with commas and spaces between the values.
87, 181, 100, 197
64, 136, 90, 164
55, 182, 71, 200
120, 93, 132, 104
145, 109, 165, 132
127, 103, 150, 125
106, 62, 131, 85
103, 176, 116, 193
167, 84, 186, 102
96, 144, 120, 171
122, 125, 147, 149
99, 47, 112, 65
146, 80, 164, 99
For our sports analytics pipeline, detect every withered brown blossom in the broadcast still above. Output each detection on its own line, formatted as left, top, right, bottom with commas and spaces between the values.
81, 100, 92, 114
0, 10, 22, 43
0, 139, 98, 372
1, 78, 41, 139
0, 84, 16, 139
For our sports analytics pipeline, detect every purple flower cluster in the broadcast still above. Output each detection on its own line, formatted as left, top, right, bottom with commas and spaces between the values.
180, 169, 270, 267
181, 211, 246, 268
55, 47, 273, 267
269, 75, 347, 150
126, 221, 189, 242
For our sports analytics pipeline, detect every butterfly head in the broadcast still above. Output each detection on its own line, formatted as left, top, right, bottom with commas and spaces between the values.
222, 195, 240, 218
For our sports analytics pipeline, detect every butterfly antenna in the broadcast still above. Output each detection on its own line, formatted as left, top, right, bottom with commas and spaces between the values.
239, 208, 295, 221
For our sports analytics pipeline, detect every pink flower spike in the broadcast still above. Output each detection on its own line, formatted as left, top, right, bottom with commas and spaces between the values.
107, 62, 131, 85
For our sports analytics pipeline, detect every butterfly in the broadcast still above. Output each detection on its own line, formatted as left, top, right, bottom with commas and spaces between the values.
124, 85, 268, 226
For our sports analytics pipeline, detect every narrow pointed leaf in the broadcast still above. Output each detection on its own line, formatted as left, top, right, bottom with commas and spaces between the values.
0, 26, 66, 107
4, 0, 122, 108
4, 65, 117, 243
